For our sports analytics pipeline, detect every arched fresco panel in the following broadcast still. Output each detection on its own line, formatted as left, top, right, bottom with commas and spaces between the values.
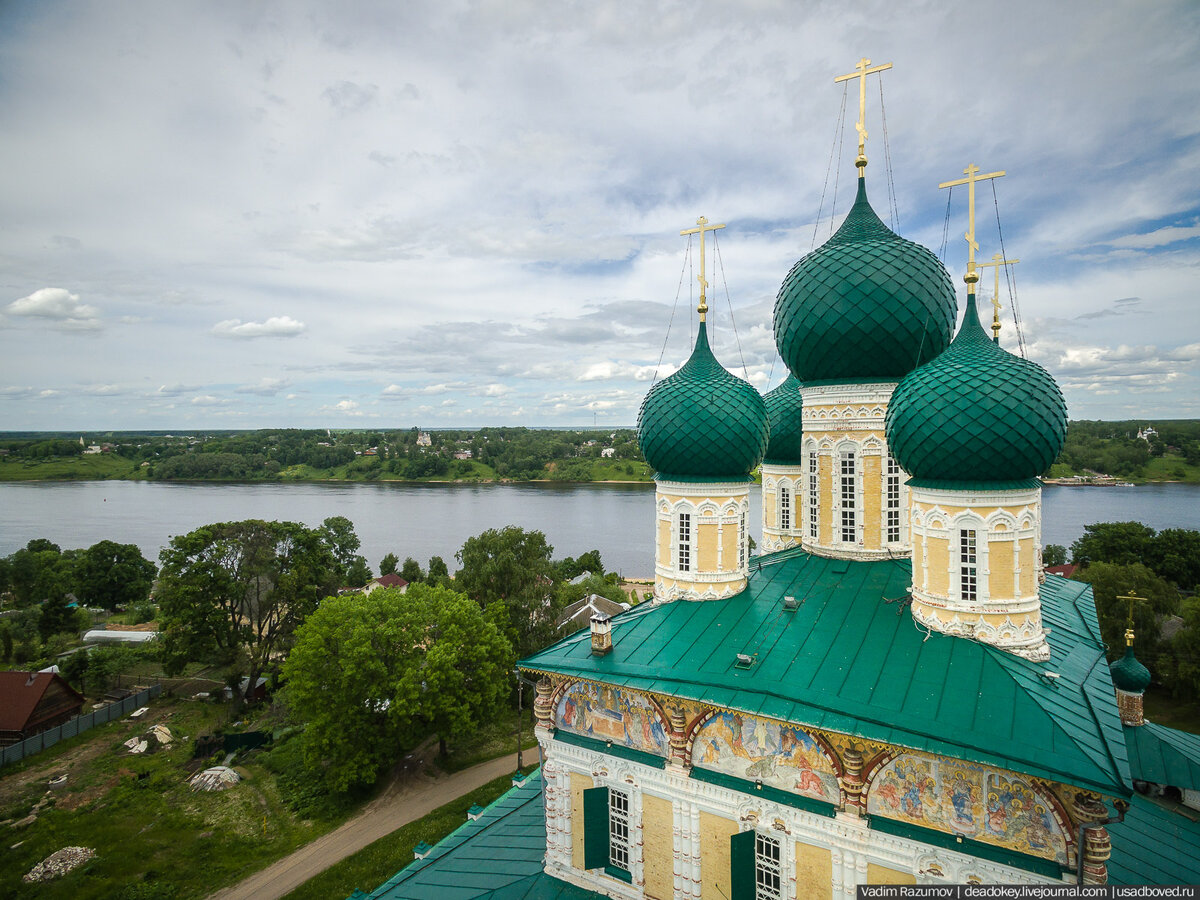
689, 711, 838, 803
555, 682, 668, 757
866, 753, 1067, 864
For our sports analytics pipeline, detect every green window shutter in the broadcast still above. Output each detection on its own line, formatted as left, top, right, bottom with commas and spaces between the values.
730, 830, 756, 900
583, 786, 610, 869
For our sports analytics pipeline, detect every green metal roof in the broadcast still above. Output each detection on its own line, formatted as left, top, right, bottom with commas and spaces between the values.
886, 296, 1067, 483
637, 321, 769, 479
1107, 793, 1200, 885
762, 374, 805, 465
366, 769, 599, 900
522, 559, 1130, 796
774, 177, 957, 383
1125, 722, 1200, 791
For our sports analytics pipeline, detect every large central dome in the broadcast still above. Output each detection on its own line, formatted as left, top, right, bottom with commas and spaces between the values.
774, 177, 957, 384
637, 322, 769, 480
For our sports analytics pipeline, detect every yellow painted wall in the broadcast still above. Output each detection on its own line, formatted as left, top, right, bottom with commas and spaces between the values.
700, 811, 739, 899
722, 520, 738, 570
570, 772, 593, 870
990, 540, 1015, 599
642, 793, 674, 900
698, 522, 719, 570
863, 455, 881, 550
912, 533, 925, 588
927, 535, 949, 594
866, 863, 916, 885
796, 841, 833, 900
765, 489, 777, 527
1019, 537, 1035, 594
657, 518, 670, 567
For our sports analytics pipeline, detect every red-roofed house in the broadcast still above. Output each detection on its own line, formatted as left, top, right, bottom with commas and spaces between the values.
363, 573, 409, 595
0, 671, 85, 746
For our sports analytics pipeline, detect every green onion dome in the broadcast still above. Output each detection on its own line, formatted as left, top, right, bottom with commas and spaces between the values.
637, 322, 769, 479
762, 373, 805, 465
885, 296, 1068, 483
774, 178, 957, 384
1110, 645, 1152, 693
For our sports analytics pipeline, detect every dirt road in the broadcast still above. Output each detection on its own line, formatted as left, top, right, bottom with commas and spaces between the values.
208, 752, 522, 900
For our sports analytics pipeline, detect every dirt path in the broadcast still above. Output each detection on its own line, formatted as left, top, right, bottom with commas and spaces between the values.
207, 752, 522, 900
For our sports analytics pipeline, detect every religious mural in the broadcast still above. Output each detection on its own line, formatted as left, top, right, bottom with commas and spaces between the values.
555, 682, 669, 756
866, 753, 1067, 864
689, 711, 839, 803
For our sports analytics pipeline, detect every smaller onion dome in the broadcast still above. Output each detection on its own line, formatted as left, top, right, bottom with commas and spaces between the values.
762, 373, 805, 465
637, 322, 769, 479
1110, 645, 1152, 693
885, 296, 1067, 483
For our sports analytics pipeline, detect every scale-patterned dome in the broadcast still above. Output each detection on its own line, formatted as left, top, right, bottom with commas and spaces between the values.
1110, 645, 1152, 693
637, 322, 769, 479
774, 177, 957, 383
885, 297, 1067, 483
762, 373, 804, 465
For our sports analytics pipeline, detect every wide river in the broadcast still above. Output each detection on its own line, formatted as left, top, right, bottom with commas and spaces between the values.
2, 481, 1198, 577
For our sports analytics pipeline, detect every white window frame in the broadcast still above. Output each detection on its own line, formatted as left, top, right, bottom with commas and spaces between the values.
755, 831, 783, 900
886, 454, 902, 545
839, 449, 857, 543
677, 512, 691, 572
808, 449, 819, 541
959, 528, 978, 603
609, 787, 631, 872
779, 484, 791, 531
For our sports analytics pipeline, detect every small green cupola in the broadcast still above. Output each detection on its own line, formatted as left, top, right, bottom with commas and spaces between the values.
885, 295, 1068, 485
773, 177, 957, 384
637, 322, 769, 480
762, 373, 804, 465
1111, 642, 1152, 694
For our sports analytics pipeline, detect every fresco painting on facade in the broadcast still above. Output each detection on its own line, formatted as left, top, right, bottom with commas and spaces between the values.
689, 710, 838, 802
867, 754, 1068, 864
555, 681, 669, 756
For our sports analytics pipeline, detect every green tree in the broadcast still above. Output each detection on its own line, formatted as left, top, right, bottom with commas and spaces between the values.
0, 622, 13, 662
1073, 561, 1180, 664
39, 594, 76, 639
320, 516, 364, 582
1146, 528, 1200, 590
284, 584, 512, 791
428, 556, 449, 579
76, 540, 156, 611
60, 649, 90, 693
400, 557, 425, 585
379, 552, 399, 576
1070, 522, 1156, 567
1162, 596, 1200, 702
345, 556, 373, 587
455, 526, 560, 657
156, 520, 337, 705
1043, 544, 1068, 567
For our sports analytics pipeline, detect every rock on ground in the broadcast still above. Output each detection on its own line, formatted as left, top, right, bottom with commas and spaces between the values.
23, 846, 96, 882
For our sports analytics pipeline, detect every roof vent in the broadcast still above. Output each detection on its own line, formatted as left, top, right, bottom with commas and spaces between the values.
734, 653, 754, 670
590, 613, 612, 656
783, 595, 799, 611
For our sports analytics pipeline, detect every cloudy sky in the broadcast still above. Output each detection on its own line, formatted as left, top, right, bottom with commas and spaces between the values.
2, 1, 1198, 431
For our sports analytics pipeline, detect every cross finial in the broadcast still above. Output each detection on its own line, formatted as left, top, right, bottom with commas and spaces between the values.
1122, 591, 1147, 646
976, 253, 1020, 342
834, 57, 892, 176
680, 216, 726, 322
938, 164, 1006, 288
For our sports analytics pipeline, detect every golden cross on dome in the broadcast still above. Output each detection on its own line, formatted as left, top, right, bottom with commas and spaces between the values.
976, 253, 1020, 342
938, 163, 1006, 288
680, 216, 725, 322
1122, 591, 1147, 645
834, 57, 892, 176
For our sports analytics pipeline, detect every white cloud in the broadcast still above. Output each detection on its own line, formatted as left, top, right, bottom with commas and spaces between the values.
211, 316, 306, 339
1107, 222, 1200, 250
7, 288, 101, 330
237, 377, 292, 395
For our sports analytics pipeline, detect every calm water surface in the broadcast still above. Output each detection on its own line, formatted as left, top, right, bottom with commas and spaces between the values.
1, 480, 1197, 575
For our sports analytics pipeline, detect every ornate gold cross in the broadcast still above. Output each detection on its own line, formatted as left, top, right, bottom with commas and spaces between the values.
938, 164, 1006, 288
834, 57, 892, 175
1122, 591, 1148, 645
680, 216, 726, 322
976, 253, 1020, 342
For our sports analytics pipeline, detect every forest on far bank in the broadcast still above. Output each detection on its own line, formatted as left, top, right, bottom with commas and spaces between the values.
2, 419, 1200, 484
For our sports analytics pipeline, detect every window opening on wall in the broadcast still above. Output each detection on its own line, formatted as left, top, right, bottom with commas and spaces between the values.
840, 451, 857, 542
779, 485, 791, 531
960, 528, 978, 602
678, 512, 691, 572
808, 452, 819, 540
739, 511, 747, 568
755, 832, 783, 900
608, 788, 630, 873
886, 454, 901, 544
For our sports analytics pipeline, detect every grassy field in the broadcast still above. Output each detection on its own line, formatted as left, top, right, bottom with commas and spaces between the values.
281, 767, 538, 900
1144, 687, 1200, 734
0, 454, 144, 481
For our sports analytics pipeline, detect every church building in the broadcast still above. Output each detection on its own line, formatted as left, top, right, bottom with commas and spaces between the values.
363, 62, 1200, 900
